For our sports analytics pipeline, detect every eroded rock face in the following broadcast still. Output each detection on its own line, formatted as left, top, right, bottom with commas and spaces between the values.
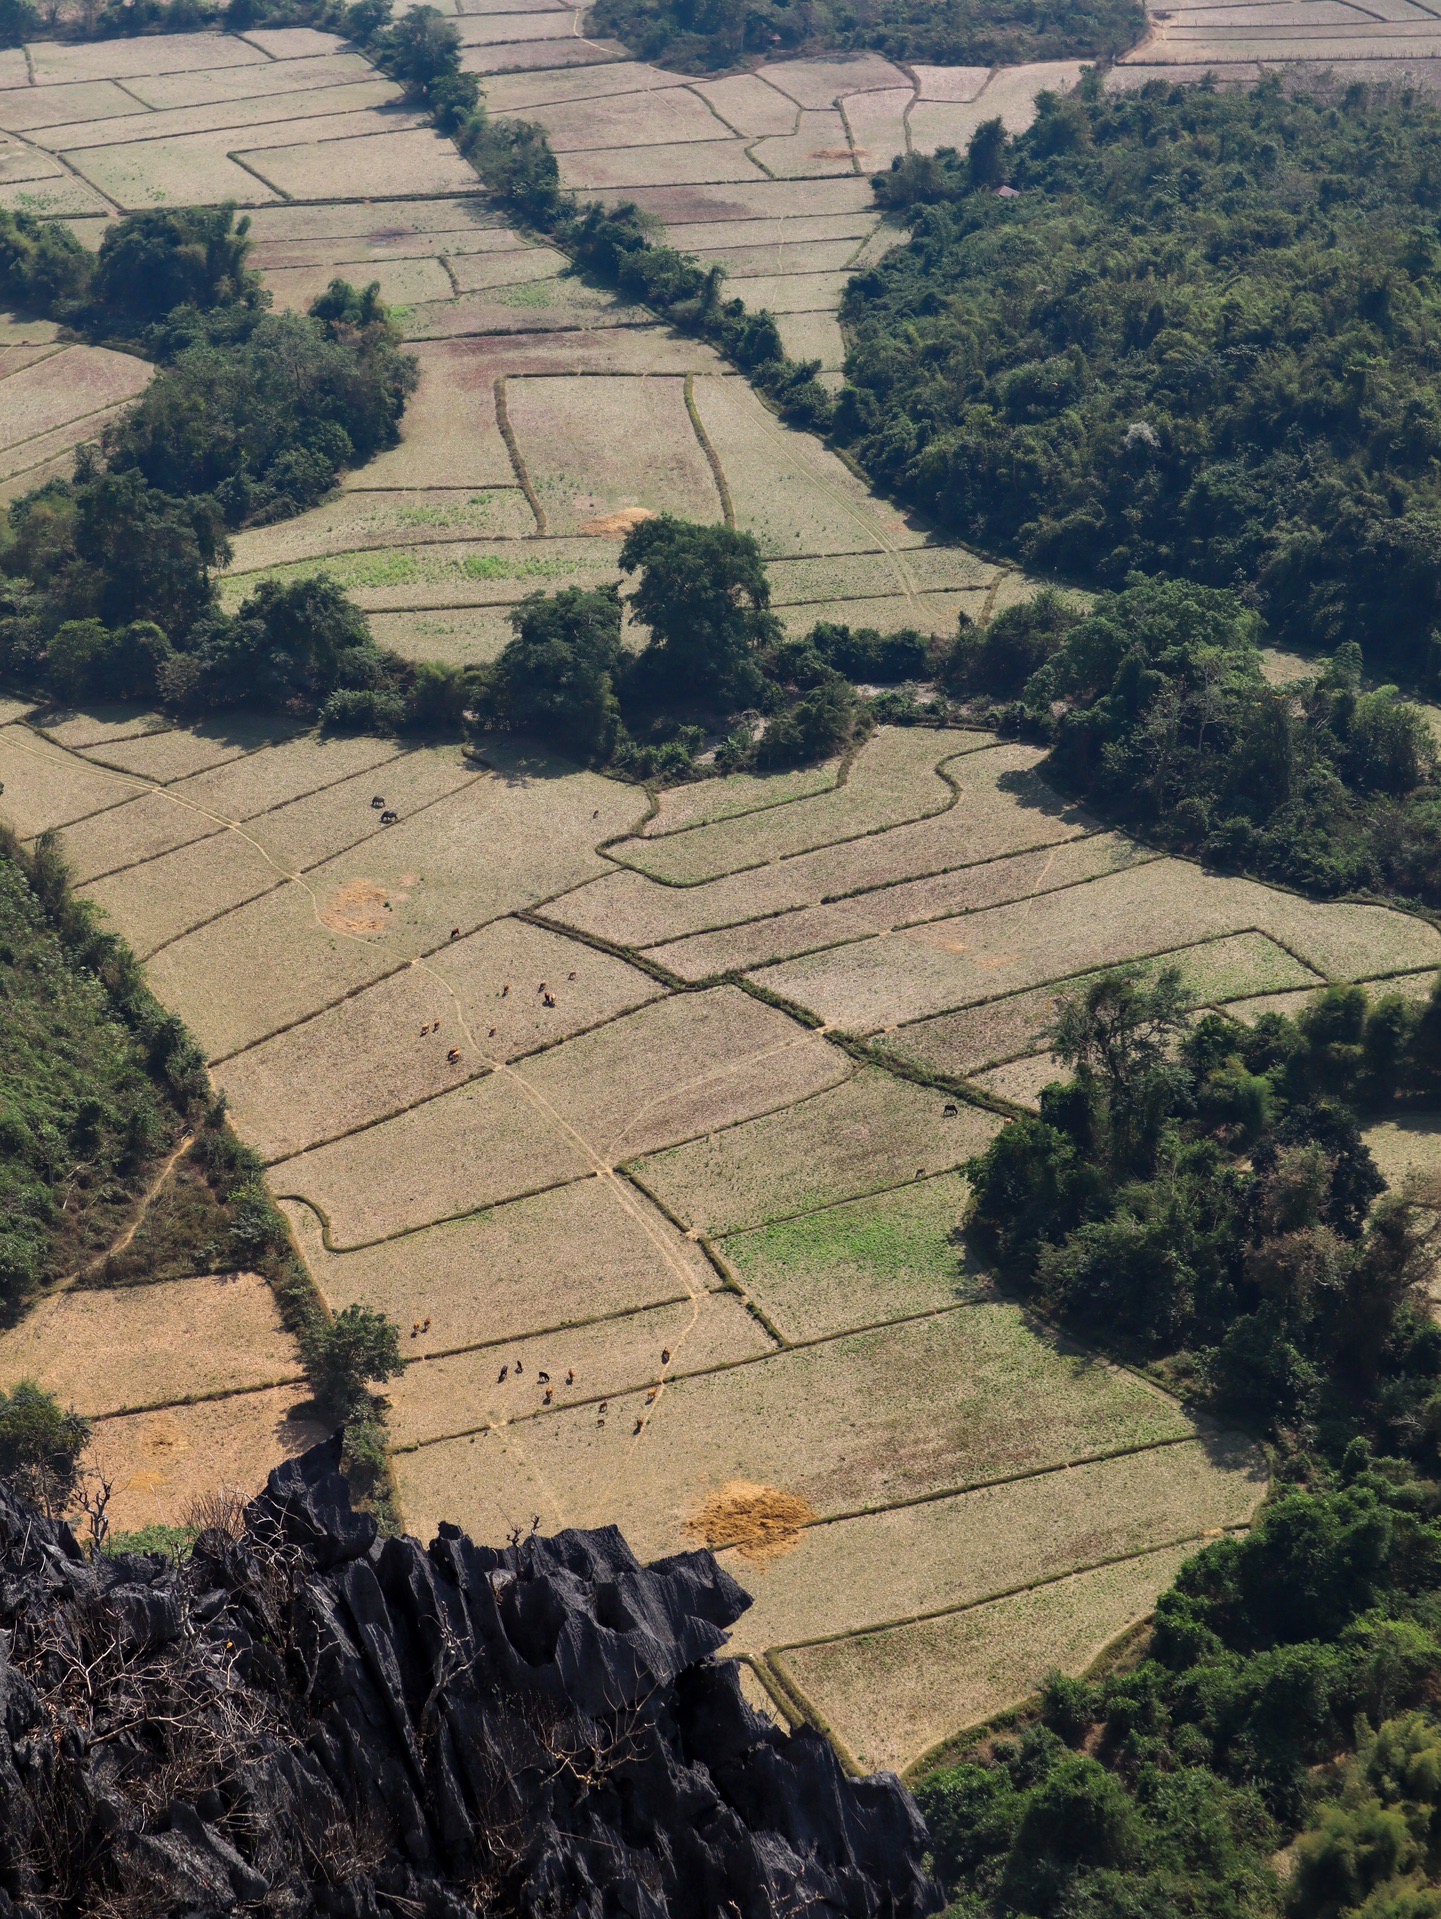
0, 1438, 938, 1918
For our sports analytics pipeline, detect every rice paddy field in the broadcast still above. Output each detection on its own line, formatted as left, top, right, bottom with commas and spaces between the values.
9, 0, 1439, 1773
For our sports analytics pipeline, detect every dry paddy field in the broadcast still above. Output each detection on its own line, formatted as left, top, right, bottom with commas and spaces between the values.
13, 12, 1436, 1769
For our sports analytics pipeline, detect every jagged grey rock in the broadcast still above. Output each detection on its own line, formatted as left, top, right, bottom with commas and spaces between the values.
0, 1436, 938, 1918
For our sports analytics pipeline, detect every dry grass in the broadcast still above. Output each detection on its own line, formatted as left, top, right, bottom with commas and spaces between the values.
637, 1066, 999, 1235
122, 50, 372, 109
0, 723, 135, 838
505, 374, 721, 533
81, 831, 284, 959
66, 136, 282, 210
84, 1386, 325, 1537
480, 58, 693, 110
750, 114, 858, 177
756, 51, 911, 107
560, 139, 765, 192
688, 371, 922, 557
27, 32, 270, 83
240, 126, 479, 199
1363, 1116, 1441, 1191
218, 916, 663, 1159
30, 78, 403, 150
685, 1479, 819, 1565
521, 983, 850, 1162
766, 545, 993, 602
718, 1171, 974, 1342
754, 860, 1429, 1033
266, 254, 455, 311
0, 344, 150, 453
394, 1302, 1192, 1559
387, 1289, 769, 1447
283, 1172, 714, 1357
0, 1273, 300, 1418
80, 715, 291, 783
726, 1435, 1266, 1657
330, 340, 516, 490
643, 759, 842, 836
777, 1543, 1196, 1775
516, 85, 725, 149
59, 790, 213, 886
270, 1071, 592, 1244
402, 278, 646, 340
173, 731, 402, 824
368, 606, 519, 664
693, 73, 800, 136
613, 727, 975, 884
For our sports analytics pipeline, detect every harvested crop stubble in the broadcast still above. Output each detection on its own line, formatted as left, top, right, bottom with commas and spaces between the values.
388, 1289, 771, 1447
909, 61, 1086, 153
777, 1543, 1197, 1775
38, 708, 168, 749
265, 255, 455, 311
344, 342, 515, 491
169, 731, 402, 827
397, 1302, 1192, 1557
249, 225, 526, 273
688, 373, 924, 557
612, 728, 980, 884
708, 235, 861, 273
756, 52, 911, 107
693, 74, 800, 138
842, 87, 912, 169
221, 538, 622, 612
144, 882, 399, 1060
1, 404, 136, 496
79, 828, 281, 958
55, 788, 211, 886
0, 80, 139, 132
726, 1434, 1266, 1657
559, 140, 766, 191
510, 85, 727, 149
242, 126, 480, 200
766, 546, 993, 602
523, 984, 849, 1162
637, 1067, 999, 1236
282, 1171, 714, 1359
25, 33, 270, 83
780, 592, 984, 639
405, 326, 723, 380
613, 176, 877, 227
0, 346, 151, 453
120, 51, 374, 109
271, 1070, 592, 1244
643, 759, 842, 836
644, 833, 1143, 983
909, 64, 991, 101
454, 10, 580, 41
749, 120, 859, 179
674, 212, 877, 250
0, 179, 113, 217
755, 861, 1434, 1033
32, 80, 407, 151
218, 917, 663, 1156
447, 246, 571, 293
80, 715, 293, 783
0, 1273, 300, 1418
368, 607, 518, 664
85, 1386, 326, 1537
973, 1053, 1062, 1108
401, 278, 648, 339
232, 493, 537, 574
1363, 1115, 1441, 1193
65, 137, 282, 210
480, 59, 693, 110
0, 724, 136, 838
717, 1171, 975, 1342
506, 374, 721, 532
459, 37, 633, 73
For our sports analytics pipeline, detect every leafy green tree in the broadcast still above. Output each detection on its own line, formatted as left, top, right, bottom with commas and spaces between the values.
89, 205, 262, 333
0, 208, 90, 310
621, 515, 779, 707
0, 0, 36, 46
753, 679, 856, 769
299, 1305, 403, 1423
485, 584, 624, 760
0, 1381, 91, 1515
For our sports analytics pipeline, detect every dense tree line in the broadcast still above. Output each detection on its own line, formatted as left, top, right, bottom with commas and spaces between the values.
838, 77, 1441, 679
924, 958, 1441, 1919
945, 578, 1441, 906
0, 206, 442, 724
586, 0, 1144, 76
470, 513, 932, 775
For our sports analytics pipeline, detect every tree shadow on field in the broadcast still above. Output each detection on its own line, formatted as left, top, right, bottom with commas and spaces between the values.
993, 764, 1100, 837
37, 702, 306, 755
465, 733, 595, 786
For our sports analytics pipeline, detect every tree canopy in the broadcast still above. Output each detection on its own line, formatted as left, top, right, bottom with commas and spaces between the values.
839, 76, 1441, 677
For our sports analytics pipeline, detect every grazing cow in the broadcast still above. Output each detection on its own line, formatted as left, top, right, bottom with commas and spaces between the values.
380, 810, 398, 824
542, 992, 556, 1008
633, 1418, 644, 1435
447, 1047, 461, 1064
450, 927, 460, 940
660, 1348, 670, 1365
598, 1400, 607, 1415
567, 971, 576, 981
565, 1368, 574, 1386
593, 809, 599, 819
645, 1388, 657, 1405
488, 1026, 497, 1038
498, 1365, 508, 1383
543, 1388, 553, 1405
371, 796, 385, 809
514, 1360, 523, 1375
501, 984, 510, 997
422, 1318, 431, 1332
943, 1102, 958, 1116
537, 1370, 550, 1384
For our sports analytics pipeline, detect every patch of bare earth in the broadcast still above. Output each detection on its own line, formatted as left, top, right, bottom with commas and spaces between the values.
685, 1479, 819, 1565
